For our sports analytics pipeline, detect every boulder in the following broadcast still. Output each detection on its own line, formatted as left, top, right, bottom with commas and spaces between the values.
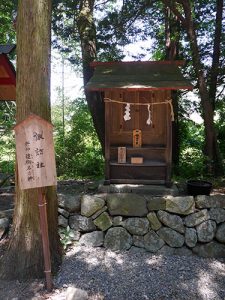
104, 227, 132, 251
93, 212, 112, 231
166, 196, 195, 215
107, 194, 147, 216
144, 230, 165, 252
184, 209, 209, 227
196, 195, 225, 209
91, 206, 107, 220
157, 227, 184, 248
58, 215, 68, 228
129, 246, 146, 254
173, 247, 193, 256
81, 195, 105, 217
69, 215, 96, 232
66, 287, 88, 300
193, 241, 225, 258
122, 217, 149, 235
157, 245, 175, 256
58, 207, 70, 218
209, 208, 225, 224
147, 197, 166, 211
185, 227, 197, 248
157, 210, 184, 233
79, 231, 104, 247
133, 235, 145, 248
215, 222, 225, 243
147, 212, 162, 231
196, 220, 216, 243
0, 217, 9, 239
112, 216, 123, 226
58, 194, 81, 213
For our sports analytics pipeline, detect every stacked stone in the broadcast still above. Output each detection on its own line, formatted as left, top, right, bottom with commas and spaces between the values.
58, 193, 225, 258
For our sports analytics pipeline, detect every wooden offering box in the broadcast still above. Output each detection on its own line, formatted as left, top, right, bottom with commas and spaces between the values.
86, 61, 193, 185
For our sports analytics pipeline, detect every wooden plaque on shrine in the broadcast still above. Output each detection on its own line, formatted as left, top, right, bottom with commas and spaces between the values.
133, 129, 142, 148
118, 147, 126, 163
14, 114, 57, 190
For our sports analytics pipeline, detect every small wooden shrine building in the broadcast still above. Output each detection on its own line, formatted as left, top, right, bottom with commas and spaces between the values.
86, 61, 193, 186
0, 44, 16, 101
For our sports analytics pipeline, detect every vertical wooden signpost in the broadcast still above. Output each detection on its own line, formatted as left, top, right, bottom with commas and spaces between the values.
14, 114, 57, 291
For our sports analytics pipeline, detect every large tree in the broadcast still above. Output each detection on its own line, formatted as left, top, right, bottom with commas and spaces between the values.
161, 0, 224, 175
0, 0, 62, 279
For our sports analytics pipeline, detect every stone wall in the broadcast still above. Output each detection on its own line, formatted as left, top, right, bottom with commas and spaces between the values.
58, 193, 225, 257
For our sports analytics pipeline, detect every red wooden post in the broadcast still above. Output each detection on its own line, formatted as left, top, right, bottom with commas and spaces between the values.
38, 189, 53, 291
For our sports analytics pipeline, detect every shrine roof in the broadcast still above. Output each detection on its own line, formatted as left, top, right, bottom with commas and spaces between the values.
86, 61, 193, 91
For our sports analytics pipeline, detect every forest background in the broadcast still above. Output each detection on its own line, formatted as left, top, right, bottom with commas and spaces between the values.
0, 0, 224, 182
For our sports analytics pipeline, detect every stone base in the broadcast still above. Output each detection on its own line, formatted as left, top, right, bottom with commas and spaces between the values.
98, 183, 179, 196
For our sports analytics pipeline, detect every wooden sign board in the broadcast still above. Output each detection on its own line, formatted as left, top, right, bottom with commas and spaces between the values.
118, 147, 126, 163
14, 114, 57, 190
133, 129, 142, 147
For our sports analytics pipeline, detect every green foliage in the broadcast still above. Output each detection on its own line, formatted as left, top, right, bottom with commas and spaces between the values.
0, 102, 16, 174
52, 97, 104, 179
59, 226, 77, 250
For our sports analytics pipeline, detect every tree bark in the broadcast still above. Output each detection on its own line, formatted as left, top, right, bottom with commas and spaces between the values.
77, 0, 105, 151
164, 6, 180, 169
0, 0, 62, 280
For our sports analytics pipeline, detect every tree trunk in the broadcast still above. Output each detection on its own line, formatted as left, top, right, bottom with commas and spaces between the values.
77, 0, 105, 151
162, 0, 223, 175
0, 0, 62, 280
164, 6, 180, 169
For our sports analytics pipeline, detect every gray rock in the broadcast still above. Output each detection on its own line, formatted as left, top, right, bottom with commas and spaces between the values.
66, 287, 88, 300
173, 247, 193, 256
107, 193, 147, 216
58, 194, 81, 213
133, 235, 145, 248
144, 230, 165, 252
0, 209, 14, 219
58, 207, 70, 218
81, 195, 105, 217
91, 206, 107, 220
166, 196, 195, 215
157, 245, 175, 256
147, 197, 166, 211
69, 215, 96, 232
193, 241, 225, 258
185, 227, 197, 248
58, 215, 68, 228
129, 246, 146, 254
209, 208, 225, 224
93, 212, 112, 231
112, 216, 123, 226
184, 209, 209, 227
79, 231, 104, 247
196, 220, 216, 243
0, 217, 9, 229
196, 195, 225, 209
0, 217, 9, 238
157, 210, 184, 233
104, 227, 132, 251
215, 222, 225, 243
122, 217, 149, 235
157, 227, 184, 248
147, 212, 162, 231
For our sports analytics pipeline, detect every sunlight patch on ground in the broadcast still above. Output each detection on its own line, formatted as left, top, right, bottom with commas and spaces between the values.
145, 255, 164, 266
197, 270, 219, 299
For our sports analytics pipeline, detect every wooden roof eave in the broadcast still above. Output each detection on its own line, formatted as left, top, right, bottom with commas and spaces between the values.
86, 86, 193, 92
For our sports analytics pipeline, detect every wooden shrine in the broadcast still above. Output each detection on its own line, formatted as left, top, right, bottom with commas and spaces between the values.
86, 61, 193, 185
0, 44, 16, 101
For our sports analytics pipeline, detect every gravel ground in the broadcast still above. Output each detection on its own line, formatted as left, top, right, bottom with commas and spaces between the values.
1, 244, 224, 300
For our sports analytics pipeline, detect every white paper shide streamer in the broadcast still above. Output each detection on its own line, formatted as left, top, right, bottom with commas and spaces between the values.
146, 104, 152, 126
124, 103, 131, 121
